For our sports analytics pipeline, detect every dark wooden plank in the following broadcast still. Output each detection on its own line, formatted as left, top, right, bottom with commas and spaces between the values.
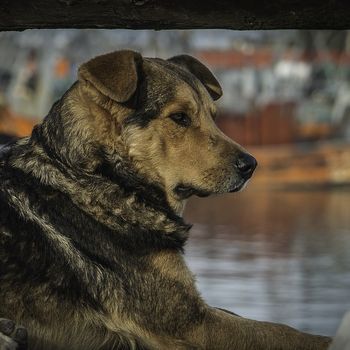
0, 0, 350, 31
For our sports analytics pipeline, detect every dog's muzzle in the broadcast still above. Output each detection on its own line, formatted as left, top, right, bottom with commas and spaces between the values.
174, 152, 257, 199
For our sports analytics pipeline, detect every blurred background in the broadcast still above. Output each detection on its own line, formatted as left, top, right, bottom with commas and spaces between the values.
0, 29, 349, 336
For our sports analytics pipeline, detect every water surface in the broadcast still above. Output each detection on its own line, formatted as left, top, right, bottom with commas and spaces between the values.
184, 187, 350, 336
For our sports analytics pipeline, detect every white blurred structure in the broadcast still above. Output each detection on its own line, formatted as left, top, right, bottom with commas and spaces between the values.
1, 29, 350, 140
329, 311, 350, 350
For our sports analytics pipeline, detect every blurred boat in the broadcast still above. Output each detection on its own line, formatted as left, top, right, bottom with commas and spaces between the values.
0, 105, 38, 138
217, 107, 350, 190
250, 141, 350, 190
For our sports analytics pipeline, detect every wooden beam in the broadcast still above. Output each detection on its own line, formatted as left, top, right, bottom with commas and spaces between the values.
0, 0, 350, 31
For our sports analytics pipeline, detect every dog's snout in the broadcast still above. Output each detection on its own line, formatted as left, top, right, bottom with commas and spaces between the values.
234, 153, 257, 179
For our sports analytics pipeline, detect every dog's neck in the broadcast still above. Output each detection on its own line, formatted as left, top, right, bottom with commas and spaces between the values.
7, 133, 191, 249
100, 153, 187, 216
94, 152, 183, 218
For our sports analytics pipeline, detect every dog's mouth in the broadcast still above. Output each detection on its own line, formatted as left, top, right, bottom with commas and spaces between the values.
174, 179, 249, 200
228, 179, 248, 193
174, 184, 211, 200
174, 179, 249, 199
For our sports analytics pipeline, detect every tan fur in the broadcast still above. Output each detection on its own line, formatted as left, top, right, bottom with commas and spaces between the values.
120, 80, 245, 213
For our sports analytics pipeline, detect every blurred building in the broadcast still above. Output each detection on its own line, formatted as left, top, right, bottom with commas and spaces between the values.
1, 29, 350, 187
1, 30, 350, 141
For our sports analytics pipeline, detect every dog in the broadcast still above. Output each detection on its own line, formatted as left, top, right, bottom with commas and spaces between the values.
0, 50, 331, 349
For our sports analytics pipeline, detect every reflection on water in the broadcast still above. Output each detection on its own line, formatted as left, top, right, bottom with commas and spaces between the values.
184, 186, 350, 336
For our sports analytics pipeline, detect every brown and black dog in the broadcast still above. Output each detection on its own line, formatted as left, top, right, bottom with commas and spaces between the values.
0, 50, 331, 349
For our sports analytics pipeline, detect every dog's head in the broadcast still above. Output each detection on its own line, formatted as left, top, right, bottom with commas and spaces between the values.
77, 50, 257, 212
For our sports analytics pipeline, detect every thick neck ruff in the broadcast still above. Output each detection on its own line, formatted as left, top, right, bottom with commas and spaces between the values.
1, 135, 191, 255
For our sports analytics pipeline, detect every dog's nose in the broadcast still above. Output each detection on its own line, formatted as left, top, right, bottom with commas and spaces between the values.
234, 153, 257, 179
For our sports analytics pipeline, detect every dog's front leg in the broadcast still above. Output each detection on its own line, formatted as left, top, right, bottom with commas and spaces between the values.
0, 319, 27, 350
109, 302, 331, 349
185, 307, 332, 350
106, 252, 332, 349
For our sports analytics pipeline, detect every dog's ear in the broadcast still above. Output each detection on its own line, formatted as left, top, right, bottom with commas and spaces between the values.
168, 55, 222, 100
78, 50, 142, 103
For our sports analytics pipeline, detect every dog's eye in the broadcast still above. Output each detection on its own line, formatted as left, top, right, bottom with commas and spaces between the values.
169, 113, 191, 127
